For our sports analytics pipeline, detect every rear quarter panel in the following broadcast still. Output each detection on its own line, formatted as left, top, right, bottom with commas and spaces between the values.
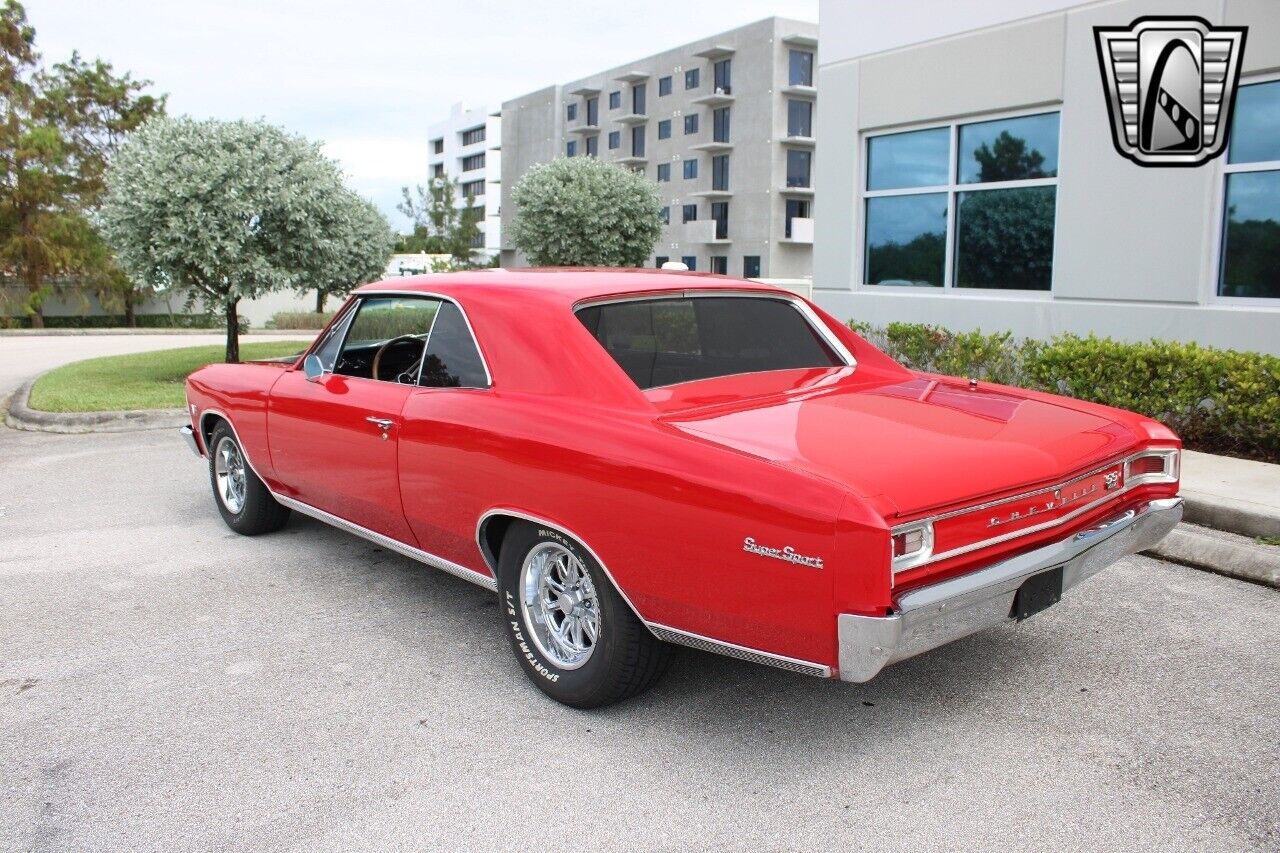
398, 390, 876, 667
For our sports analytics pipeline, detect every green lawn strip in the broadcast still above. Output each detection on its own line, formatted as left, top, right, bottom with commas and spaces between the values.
26, 342, 308, 413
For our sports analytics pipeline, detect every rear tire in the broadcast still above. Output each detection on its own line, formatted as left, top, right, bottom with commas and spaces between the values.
207, 421, 290, 536
498, 521, 672, 708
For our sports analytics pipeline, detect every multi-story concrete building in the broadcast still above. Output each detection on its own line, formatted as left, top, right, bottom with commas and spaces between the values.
426, 103, 502, 261
813, 0, 1280, 355
499, 17, 819, 280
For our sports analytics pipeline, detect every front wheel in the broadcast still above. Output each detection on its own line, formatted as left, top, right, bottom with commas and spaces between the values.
207, 421, 290, 536
498, 522, 672, 708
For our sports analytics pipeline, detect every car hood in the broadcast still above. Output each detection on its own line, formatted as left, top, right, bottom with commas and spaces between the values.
662, 373, 1141, 518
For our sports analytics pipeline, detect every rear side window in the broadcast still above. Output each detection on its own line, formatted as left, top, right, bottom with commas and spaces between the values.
420, 301, 489, 388
576, 296, 843, 389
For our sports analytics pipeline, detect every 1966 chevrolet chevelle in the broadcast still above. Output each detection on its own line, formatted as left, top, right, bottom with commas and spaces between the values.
181, 269, 1183, 707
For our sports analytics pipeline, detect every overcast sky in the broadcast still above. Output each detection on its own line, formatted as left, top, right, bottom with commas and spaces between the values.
27, 0, 818, 229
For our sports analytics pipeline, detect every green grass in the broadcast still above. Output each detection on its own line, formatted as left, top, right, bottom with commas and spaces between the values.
27, 342, 308, 413
1258, 535, 1280, 547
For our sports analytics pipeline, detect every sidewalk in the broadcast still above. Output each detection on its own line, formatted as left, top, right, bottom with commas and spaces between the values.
1180, 450, 1280, 540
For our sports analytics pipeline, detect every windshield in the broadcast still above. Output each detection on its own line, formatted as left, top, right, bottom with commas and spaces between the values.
576, 295, 844, 390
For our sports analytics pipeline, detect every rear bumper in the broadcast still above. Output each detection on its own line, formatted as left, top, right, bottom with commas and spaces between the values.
180, 424, 202, 457
837, 496, 1183, 682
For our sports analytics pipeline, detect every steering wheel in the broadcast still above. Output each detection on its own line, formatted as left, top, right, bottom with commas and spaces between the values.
371, 335, 426, 383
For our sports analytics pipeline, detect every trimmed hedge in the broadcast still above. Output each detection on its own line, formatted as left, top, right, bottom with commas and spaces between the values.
851, 321, 1280, 463
4, 313, 236, 330
269, 311, 335, 330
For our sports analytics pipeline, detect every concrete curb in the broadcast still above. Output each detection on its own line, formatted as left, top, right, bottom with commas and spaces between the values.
1181, 493, 1279, 541
1146, 523, 1280, 589
4, 380, 187, 434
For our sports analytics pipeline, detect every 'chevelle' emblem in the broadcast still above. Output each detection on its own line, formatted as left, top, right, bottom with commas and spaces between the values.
742, 537, 824, 569
987, 468, 1123, 529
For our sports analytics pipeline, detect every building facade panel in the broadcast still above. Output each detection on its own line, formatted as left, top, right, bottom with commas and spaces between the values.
814, 0, 1280, 355
426, 103, 503, 259
499, 17, 818, 280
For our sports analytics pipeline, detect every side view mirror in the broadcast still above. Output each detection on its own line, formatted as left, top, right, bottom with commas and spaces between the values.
303, 353, 326, 383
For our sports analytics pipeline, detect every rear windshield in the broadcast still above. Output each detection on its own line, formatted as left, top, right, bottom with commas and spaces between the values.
576, 296, 844, 390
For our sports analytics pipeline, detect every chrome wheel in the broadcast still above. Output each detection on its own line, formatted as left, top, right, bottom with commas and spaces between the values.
519, 542, 601, 670
213, 436, 247, 514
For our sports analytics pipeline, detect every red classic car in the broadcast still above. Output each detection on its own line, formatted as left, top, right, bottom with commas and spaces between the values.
181, 270, 1183, 707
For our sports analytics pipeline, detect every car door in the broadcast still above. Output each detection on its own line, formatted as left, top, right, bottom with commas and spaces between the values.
268, 294, 442, 544
397, 299, 495, 568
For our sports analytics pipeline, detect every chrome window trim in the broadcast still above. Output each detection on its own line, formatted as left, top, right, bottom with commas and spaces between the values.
572, 288, 857, 374
306, 298, 361, 371
331, 289, 494, 388
891, 446, 1180, 570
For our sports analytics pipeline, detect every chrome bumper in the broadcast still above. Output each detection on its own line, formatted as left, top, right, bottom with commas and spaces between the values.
180, 424, 202, 457
837, 497, 1184, 682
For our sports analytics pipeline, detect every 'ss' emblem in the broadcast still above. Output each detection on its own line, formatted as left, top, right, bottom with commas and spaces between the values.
1104, 471, 1121, 490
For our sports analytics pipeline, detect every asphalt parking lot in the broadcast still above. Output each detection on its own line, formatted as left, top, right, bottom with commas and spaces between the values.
2, 424, 1278, 852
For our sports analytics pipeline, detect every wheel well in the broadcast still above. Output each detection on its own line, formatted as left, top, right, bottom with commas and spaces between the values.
199, 412, 226, 453
477, 513, 518, 574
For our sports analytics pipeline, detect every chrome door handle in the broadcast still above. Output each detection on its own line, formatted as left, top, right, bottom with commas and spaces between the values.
365, 417, 394, 431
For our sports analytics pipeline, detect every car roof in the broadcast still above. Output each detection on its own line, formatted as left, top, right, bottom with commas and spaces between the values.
356, 268, 786, 307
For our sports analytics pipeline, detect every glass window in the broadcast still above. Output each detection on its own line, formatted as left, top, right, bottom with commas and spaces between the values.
460, 126, 485, 146
713, 59, 731, 94
685, 68, 700, 89
684, 114, 699, 135
660, 206, 670, 224
958, 113, 1059, 183
785, 198, 811, 239
710, 256, 728, 275
631, 126, 645, 157
658, 119, 671, 139
954, 186, 1056, 290
743, 256, 761, 278
566, 103, 577, 122
576, 296, 842, 390
682, 203, 697, 223
431, 163, 444, 178
683, 158, 698, 180
431, 138, 444, 155
789, 50, 813, 86
420, 301, 488, 389
681, 255, 697, 270
656, 162, 671, 182
865, 194, 947, 286
336, 297, 439, 381
632, 83, 646, 115
608, 90, 621, 110
713, 107, 730, 143
658, 76, 672, 97
585, 135, 598, 157
311, 301, 359, 372
1219, 170, 1280, 298
711, 201, 728, 239
565, 140, 576, 157
867, 127, 950, 190
608, 130, 620, 150
712, 154, 729, 191
586, 97, 598, 126
1228, 80, 1280, 165
655, 255, 669, 268
786, 149, 811, 188
461, 153, 485, 172
461, 179, 484, 198
787, 100, 812, 137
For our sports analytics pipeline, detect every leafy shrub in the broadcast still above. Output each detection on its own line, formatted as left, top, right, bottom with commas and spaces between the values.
851, 321, 1280, 462
270, 311, 335, 330
4, 313, 240, 330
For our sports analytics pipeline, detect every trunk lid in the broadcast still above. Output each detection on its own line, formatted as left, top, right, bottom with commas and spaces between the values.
657, 370, 1140, 518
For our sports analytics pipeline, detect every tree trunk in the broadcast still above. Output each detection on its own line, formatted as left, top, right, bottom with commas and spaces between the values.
27, 276, 44, 329
315, 290, 326, 313
124, 296, 137, 328
225, 298, 240, 364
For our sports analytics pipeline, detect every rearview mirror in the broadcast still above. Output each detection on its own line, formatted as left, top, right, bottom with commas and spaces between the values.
303, 353, 326, 383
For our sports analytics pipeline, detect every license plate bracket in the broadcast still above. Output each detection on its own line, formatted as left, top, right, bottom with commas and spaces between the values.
1011, 566, 1064, 621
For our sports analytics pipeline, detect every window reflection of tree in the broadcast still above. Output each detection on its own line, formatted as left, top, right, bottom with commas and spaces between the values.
1222, 204, 1280, 298
419, 355, 462, 388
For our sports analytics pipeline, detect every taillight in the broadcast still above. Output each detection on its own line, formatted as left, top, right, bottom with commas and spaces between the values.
1125, 449, 1179, 485
890, 521, 934, 573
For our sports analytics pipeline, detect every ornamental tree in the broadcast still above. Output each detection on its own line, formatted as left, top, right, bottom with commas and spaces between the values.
102, 116, 371, 362
511, 156, 663, 267
301, 189, 395, 313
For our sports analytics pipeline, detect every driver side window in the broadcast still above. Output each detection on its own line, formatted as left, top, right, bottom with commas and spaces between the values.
335, 296, 440, 382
